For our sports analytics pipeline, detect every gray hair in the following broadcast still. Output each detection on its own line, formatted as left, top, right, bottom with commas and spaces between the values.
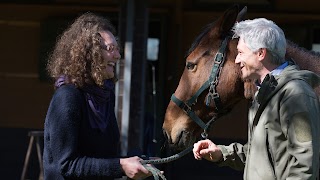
232, 18, 286, 65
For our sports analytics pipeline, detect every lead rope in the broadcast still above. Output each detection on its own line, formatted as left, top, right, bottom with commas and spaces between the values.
139, 117, 217, 180
140, 146, 193, 180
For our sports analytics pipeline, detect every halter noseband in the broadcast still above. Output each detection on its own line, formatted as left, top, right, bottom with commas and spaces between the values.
171, 36, 230, 138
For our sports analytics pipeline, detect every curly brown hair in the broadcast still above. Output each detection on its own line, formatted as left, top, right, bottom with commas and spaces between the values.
47, 12, 117, 87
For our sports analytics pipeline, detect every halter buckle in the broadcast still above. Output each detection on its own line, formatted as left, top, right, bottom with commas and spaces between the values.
206, 92, 220, 107
214, 52, 224, 63
182, 103, 192, 113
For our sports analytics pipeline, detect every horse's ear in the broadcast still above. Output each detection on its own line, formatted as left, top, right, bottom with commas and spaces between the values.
236, 6, 247, 22
218, 5, 240, 37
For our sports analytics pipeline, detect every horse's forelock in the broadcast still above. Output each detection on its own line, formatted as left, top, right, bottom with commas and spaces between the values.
185, 22, 216, 58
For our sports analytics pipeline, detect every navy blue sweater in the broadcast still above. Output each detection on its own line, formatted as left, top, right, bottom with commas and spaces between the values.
43, 85, 124, 179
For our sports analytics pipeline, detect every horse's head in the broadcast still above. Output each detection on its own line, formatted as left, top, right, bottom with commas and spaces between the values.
163, 6, 255, 150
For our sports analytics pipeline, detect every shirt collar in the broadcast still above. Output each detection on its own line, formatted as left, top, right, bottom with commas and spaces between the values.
270, 61, 289, 76
256, 61, 288, 88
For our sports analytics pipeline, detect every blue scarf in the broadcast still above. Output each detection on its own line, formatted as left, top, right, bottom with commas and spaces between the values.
55, 76, 115, 132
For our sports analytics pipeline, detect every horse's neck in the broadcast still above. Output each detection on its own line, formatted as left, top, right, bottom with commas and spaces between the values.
286, 40, 320, 95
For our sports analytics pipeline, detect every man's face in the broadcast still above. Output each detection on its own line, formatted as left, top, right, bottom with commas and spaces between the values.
100, 31, 121, 80
235, 38, 262, 80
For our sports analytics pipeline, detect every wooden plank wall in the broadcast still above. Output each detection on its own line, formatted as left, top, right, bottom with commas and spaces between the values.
0, 20, 53, 129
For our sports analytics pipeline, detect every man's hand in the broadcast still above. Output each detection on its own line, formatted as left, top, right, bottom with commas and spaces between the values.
193, 139, 223, 162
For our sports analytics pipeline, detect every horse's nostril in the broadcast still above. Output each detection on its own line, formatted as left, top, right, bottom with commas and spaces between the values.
162, 129, 172, 144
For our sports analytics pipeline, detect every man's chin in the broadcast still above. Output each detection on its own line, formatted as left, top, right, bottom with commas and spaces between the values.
241, 75, 248, 81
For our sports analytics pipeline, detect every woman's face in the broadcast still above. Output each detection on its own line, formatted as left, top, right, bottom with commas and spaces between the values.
100, 31, 121, 80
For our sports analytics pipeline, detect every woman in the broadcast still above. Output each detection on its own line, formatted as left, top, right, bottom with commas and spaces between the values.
43, 12, 150, 180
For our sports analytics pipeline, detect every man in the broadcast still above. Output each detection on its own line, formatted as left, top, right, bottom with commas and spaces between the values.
193, 18, 320, 179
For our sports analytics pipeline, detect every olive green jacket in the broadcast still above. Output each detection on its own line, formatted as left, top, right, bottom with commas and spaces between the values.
218, 64, 320, 180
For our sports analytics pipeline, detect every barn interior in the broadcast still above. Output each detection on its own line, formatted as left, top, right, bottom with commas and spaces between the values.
1, 0, 320, 179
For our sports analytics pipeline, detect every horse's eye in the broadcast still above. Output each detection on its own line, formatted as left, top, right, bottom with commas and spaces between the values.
186, 62, 196, 70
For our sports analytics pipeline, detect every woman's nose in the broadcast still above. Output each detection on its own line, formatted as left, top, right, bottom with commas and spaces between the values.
114, 50, 121, 60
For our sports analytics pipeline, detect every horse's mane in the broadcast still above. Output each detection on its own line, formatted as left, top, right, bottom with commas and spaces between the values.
285, 40, 320, 94
286, 40, 320, 73
185, 22, 216, 58
286, 40, 320, 58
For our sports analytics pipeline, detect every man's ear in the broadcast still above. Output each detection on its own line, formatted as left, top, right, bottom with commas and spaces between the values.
257, 48, 267, 61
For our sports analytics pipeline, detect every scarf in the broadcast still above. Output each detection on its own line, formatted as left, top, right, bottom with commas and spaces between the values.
55, 76, 115, 132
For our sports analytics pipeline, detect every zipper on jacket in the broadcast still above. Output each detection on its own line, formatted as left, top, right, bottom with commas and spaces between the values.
266, 130, 277, 179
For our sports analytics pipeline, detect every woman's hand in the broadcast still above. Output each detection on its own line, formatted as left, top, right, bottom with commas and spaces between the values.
120, 156, 151, 179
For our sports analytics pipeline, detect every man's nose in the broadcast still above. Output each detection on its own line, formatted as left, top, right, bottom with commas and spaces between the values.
235, 55, 240, 64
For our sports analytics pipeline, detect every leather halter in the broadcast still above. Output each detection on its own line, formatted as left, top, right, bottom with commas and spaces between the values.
171, 36, 230, 138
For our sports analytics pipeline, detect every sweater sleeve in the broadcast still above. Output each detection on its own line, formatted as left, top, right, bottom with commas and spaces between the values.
44, 85, 124, 179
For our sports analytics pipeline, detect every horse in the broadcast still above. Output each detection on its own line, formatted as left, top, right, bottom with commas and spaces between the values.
162, 5, 320, 151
